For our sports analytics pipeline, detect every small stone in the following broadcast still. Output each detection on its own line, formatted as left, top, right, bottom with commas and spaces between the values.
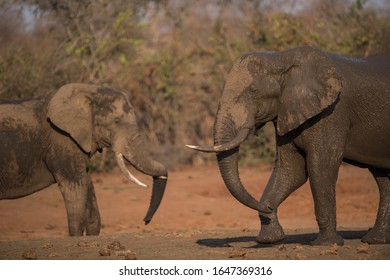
108, 241, 125, 251
116, 249, 137, 260
278, 245, 287, 251
77, 241, 99, 247
22, 250, 37, 260
228, 249, 247, 259
357, 243, 369, 254
293, 245, 304, 251
124, 251, 137, 260
42, 243, 54, 249
99, 248, 111, 257
321, 244, 339, 256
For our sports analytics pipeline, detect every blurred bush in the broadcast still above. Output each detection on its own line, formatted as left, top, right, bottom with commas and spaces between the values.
0, 0, 389, 170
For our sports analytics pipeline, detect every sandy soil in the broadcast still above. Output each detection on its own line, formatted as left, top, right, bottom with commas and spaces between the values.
0, 163, 389, 260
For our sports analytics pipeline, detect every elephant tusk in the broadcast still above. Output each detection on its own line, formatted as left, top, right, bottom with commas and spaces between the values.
115, 152, 148, 188
186, 128, 251, 153
185, 144, 223, 152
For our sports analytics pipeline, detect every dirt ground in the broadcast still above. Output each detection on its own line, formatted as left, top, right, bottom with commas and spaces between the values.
0, 163, 389, 260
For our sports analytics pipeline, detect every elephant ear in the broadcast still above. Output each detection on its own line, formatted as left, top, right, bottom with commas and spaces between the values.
276, 47, 343, 136
47, 83, 94, 153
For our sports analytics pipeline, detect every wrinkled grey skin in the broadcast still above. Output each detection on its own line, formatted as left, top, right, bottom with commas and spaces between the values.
188, 46, 390, 245
0, 83, 168, 236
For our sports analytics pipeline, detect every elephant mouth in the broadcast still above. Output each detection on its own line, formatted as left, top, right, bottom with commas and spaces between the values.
115, 152, 149, 187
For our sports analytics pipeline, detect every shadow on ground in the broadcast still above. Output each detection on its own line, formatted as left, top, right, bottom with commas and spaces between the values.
196, 230, 369, 248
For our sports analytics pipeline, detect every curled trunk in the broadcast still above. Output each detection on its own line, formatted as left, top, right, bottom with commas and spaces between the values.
216, 147, 272, 213
213, 110, 272, 214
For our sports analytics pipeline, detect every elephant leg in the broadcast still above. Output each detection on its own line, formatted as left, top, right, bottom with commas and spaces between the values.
362, 168, 390, 244
257, 143, 307, 243
306, 151, 344, 246
56, 175, 90, 236
84, 181, 101, 236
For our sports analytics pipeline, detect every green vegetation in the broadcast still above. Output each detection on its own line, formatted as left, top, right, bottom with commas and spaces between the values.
1, 0, 389, 169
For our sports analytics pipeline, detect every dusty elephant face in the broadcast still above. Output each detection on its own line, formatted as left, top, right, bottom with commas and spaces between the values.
47, 83, 168, 224
213, 47, 343, 139
91, 88, 156, 187
91, 88, 139, 152
214, 54, 281, 139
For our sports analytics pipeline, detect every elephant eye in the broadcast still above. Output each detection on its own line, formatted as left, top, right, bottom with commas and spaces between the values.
114, 117, 121, 124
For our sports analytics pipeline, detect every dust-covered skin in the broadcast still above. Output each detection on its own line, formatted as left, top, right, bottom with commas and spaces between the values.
0, 83, 167, 236
187, 46, 390, 245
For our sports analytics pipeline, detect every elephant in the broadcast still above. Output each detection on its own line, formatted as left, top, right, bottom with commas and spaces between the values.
0, 83, 168, 236
187, 46, 390, 245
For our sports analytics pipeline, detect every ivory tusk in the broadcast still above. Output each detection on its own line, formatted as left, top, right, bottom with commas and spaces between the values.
185, 144, 221, 152
115, 152, 148, 187
185, 127, 251, 153
185, 145, 199, 149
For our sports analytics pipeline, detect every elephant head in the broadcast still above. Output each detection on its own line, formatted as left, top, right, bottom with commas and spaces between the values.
47, 83, 167, 224
187, 46, 342, 213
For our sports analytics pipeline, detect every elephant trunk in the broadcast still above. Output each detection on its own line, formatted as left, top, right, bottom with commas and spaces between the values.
214, 114, 272, 214
216, 147, 272, 214
114, 133, 168, 225
143, 176, 167, 224
186, 105, 272, 214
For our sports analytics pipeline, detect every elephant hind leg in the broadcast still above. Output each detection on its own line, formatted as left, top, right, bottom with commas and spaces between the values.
362, 168, 390, 244
306, 149, 344, 246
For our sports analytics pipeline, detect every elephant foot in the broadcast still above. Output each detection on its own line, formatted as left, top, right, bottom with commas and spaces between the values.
68, 229, 85, 236
256, 216, 285, 244
256, 230, 285, 244
86, 222, 101, 236
85, 214, 101, 236
311, 232, 344, 246
362, 228, 390, 244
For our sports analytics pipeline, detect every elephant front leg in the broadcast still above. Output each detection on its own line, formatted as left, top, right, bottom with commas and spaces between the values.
84, 181, 101, 236
307, 152, 344, 246
258, 210, 285, 244
257, 144, 307, 243
56, 174, 92, 236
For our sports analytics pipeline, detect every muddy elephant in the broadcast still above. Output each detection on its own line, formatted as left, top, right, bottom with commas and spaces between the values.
187, 46, 390, 245
0, 83, 168, 236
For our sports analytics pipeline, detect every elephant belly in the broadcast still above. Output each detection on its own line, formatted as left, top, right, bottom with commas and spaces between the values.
0, 162, 56, 199
0, 125, 56, 198
344, 127, 390, 169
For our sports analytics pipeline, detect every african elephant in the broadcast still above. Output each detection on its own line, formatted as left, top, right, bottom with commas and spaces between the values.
0, 83, 168, 236
187, 46, 390, 245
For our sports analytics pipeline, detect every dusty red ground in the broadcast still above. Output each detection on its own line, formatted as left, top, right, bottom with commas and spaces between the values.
0, 163, 388, 259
